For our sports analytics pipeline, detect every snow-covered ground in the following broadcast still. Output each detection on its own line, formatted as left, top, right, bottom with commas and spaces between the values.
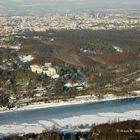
0, 110, 140, 136
19, 55, 34, 63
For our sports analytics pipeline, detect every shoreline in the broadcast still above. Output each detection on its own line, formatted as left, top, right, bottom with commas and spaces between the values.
0, 93, 140, 114
1, 93, 140, 135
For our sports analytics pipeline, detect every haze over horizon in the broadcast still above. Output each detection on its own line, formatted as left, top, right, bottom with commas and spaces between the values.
0, 0, 140, 15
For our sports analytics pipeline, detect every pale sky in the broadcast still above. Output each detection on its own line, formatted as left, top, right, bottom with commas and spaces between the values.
0, 0, 140, 15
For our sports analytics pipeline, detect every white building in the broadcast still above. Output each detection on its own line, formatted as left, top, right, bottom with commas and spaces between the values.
30, 64, 59, 78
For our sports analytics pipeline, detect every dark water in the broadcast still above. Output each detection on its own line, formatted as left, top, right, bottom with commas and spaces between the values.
0, 97, 140, 125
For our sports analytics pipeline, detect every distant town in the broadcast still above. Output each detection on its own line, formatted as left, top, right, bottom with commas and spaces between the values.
0, 11, 140, 35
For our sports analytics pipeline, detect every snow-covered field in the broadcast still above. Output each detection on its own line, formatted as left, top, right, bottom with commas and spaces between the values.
0, 110, 140, 136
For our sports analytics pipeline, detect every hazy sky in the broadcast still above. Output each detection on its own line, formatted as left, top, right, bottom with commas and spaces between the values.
0, 0, 140, 15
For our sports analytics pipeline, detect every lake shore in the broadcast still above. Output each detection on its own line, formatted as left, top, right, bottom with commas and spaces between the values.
0, 91, 140, 114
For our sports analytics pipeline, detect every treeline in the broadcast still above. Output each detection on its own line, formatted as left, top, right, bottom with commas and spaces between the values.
90, 120, 140, 140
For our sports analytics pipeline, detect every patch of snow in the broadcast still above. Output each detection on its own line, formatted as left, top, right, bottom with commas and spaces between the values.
113, 46, 123, 53
132, 90, 140, 95
0, 44, 21, 50
50, 38, 54, 42
9, 44, 21, 50
0, 123, 44, 136
103, 94, 115, 100
19, 55, 34, 63
136, 77, 140, 82
64, 83, 72, 88
52, 74, 60, 79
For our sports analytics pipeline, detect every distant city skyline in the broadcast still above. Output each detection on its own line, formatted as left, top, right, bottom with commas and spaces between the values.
0, 0, 140, 15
